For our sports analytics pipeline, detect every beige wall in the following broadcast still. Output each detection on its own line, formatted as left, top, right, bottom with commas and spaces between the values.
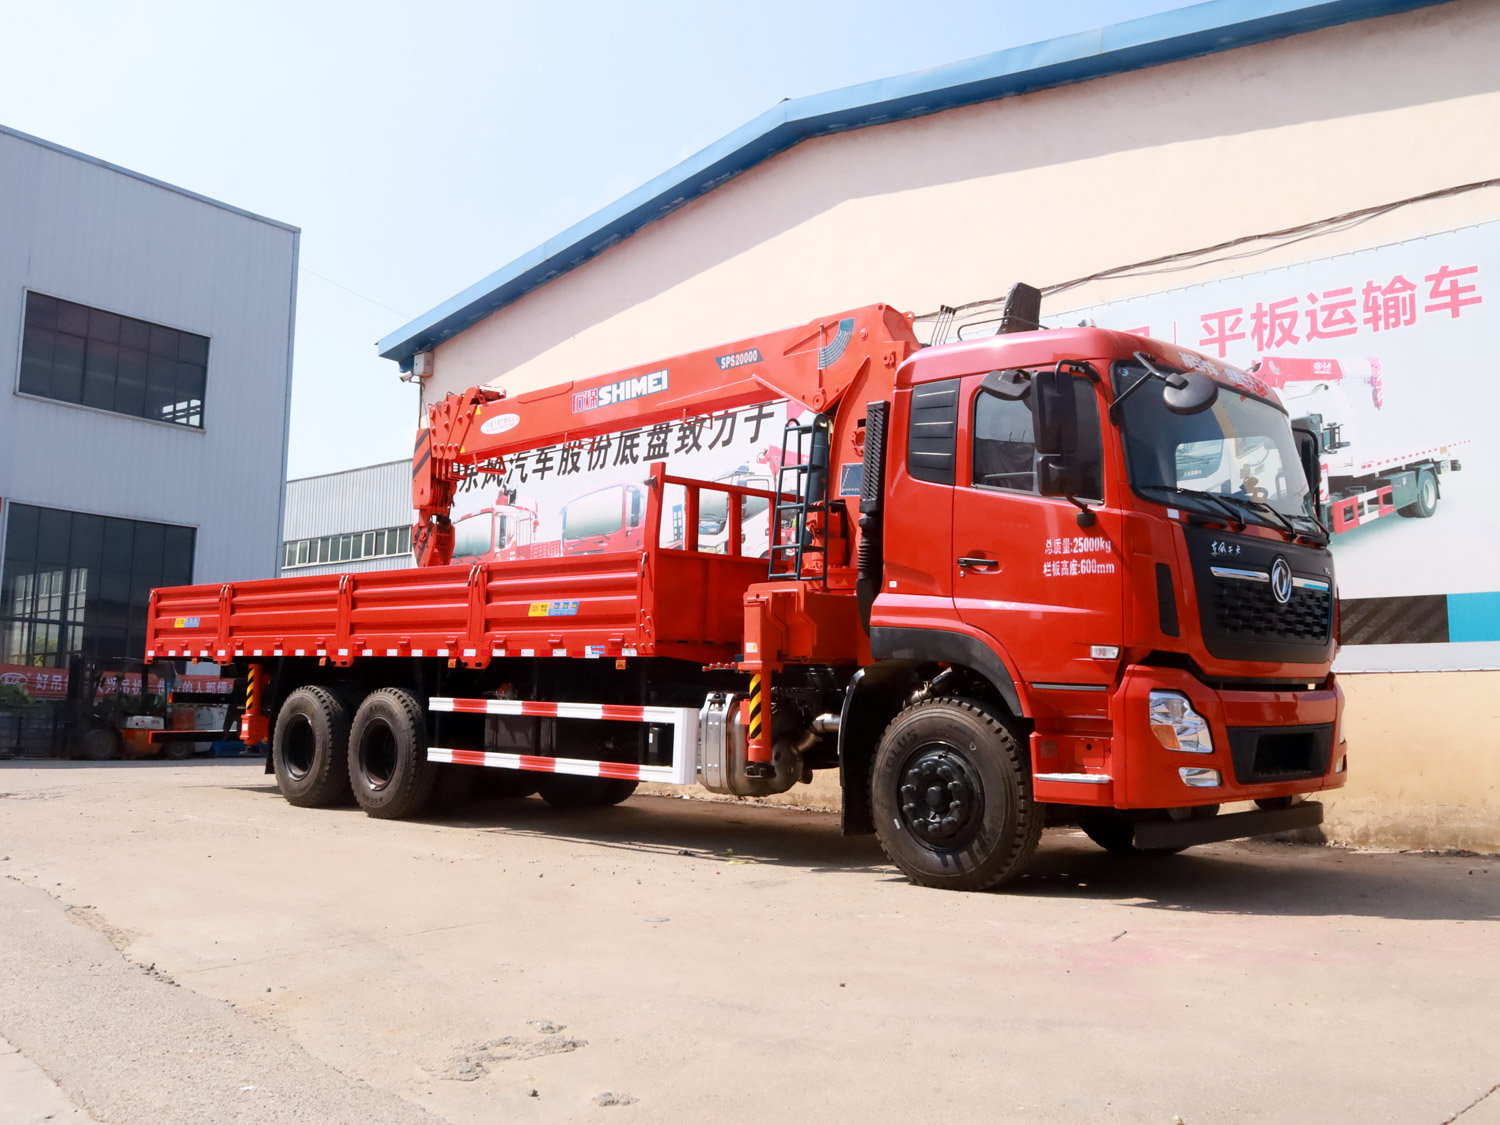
1329, 671, 1500, 850
427, 0, 1500, 851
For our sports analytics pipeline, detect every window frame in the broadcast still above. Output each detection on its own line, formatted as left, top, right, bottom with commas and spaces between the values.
968, 372, 1107, 504
280, 525, 415, 570
1, 502, 196, 668
14, 289, 211, 432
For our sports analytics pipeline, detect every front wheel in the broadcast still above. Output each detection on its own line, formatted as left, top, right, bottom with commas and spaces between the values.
870, 699, 1042, 891
1397, 469, 1438, 518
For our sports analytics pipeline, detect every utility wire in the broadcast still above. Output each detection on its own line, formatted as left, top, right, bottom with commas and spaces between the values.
299, 266, 413, 321
918, 177, 1500, 329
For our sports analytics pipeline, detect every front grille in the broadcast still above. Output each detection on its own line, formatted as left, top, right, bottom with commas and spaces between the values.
1182, 526, 1335, 664
1213, 579, 1331, 643
1228, 724, 1333, 784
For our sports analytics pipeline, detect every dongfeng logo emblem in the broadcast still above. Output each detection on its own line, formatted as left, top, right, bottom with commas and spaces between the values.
1270, 556, 1293, 605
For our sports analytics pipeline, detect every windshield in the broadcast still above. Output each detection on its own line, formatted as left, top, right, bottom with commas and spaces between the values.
451, 513, 494, 559
563, 488, 624, 540
1113, 362, 1318, 531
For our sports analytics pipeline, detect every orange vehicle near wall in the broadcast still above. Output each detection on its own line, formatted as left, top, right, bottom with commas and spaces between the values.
147, 289, 1345, 890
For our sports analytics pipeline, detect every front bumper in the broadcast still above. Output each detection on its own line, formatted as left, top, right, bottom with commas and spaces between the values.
1031, 665, 1346, 809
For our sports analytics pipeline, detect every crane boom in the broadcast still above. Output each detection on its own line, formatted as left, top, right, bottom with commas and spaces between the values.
411, 304, 919, 566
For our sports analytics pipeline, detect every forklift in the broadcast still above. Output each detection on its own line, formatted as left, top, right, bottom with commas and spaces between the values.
62, 656, 243, 760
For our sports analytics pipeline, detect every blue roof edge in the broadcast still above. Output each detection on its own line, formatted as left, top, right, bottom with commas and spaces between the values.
377, 0, 1454, 370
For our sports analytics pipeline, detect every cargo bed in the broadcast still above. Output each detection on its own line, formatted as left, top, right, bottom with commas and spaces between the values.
147, 472, 774, 669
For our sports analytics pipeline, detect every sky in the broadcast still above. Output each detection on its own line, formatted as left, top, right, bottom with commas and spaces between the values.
1, 0, 1197, 478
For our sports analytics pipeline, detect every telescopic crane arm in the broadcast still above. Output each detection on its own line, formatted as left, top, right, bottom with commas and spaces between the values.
411, 304, 920, 566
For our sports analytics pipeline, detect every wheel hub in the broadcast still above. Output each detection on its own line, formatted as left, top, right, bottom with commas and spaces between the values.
898, 743, 983, 850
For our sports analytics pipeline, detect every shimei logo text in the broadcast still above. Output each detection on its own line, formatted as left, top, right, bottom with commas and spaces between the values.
715, 347, 762, 371
572, 370, 669, 413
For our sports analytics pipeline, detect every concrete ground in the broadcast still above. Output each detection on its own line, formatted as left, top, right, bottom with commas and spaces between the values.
0, 759, 1496, 1125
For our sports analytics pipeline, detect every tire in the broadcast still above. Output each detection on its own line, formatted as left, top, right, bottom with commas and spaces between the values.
870, 698, 1042, 891
160, 739, 194, 761
79, 727, 120, 761
348, 688, 435, 819
1397, 469, 1438, 518
535, 773, 638, 808
272, 686, 351, 807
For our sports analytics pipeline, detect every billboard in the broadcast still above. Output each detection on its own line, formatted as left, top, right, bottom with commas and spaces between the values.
446, 400, 801, 565
1054, 222, 1498, 672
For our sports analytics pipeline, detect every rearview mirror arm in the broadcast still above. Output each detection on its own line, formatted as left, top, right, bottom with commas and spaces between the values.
1106, 352, 1168, 424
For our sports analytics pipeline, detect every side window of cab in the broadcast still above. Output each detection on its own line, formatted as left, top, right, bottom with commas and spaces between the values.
972, 377, 1105, 501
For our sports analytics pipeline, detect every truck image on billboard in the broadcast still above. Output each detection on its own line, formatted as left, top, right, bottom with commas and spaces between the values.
447, 399, 797, 564
1056, 222, 1497, 671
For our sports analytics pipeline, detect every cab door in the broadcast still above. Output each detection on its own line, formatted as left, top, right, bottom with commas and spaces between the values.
951, 368, 1123, 691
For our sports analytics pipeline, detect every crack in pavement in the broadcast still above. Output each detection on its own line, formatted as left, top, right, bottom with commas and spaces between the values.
1444, 1080, 1500, 1123
0, 876, 446, 1125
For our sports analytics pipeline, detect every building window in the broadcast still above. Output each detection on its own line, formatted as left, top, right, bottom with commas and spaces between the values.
280, 524, 411, 570
17, 291, 209, 428
1, 503, 195, 667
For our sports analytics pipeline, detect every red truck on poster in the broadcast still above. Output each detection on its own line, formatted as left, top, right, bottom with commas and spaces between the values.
147, 289, 1346, 891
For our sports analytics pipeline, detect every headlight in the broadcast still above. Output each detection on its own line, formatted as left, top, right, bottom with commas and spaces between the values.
1148, 690, 1214, 754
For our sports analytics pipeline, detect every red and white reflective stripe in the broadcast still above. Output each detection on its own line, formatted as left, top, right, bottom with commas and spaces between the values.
1330, 485, 1395, 533
427, 748, 681, 783
426, 697, 698, 785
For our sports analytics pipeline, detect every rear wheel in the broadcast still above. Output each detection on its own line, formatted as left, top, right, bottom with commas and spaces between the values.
348, 688, 435, 819
870, 698, 1041, 891
535, 773, 638, 808
272, 686, 351, 807
1397, 469, 1438, 518
160, 738, 194, 761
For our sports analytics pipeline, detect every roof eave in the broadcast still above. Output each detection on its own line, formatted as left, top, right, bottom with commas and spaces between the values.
377, 0, 1455, 372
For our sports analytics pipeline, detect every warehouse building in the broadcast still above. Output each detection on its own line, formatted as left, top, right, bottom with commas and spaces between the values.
378, 0, 1500, 849
280, 460, 414, 577
0, 124, 297, 751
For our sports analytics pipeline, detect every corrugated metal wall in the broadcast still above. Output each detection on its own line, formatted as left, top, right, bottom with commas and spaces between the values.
281, 460, 413, 576
282, 460, 411, 539
0, 126, 297, 584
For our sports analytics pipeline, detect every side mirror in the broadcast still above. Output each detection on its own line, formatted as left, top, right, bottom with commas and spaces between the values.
1292, 423, 1321, 500
1032, 369, 1078, 455
1162, 368, 1219, 415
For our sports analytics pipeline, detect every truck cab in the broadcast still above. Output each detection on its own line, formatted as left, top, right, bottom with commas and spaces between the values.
864, 327, 1343, 831
562, 482, 647, 555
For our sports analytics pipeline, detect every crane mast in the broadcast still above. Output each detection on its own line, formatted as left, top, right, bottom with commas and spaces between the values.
411, 304, 920, 566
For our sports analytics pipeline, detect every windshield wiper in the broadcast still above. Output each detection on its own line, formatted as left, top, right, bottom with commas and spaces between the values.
1135, 484, 1245, 529
1212, 494, 1297, 537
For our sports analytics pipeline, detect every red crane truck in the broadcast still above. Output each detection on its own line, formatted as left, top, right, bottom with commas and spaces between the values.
146, 288, 1345, 890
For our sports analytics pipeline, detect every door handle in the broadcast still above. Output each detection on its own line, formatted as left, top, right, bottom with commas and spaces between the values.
957, 556, 999, 570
